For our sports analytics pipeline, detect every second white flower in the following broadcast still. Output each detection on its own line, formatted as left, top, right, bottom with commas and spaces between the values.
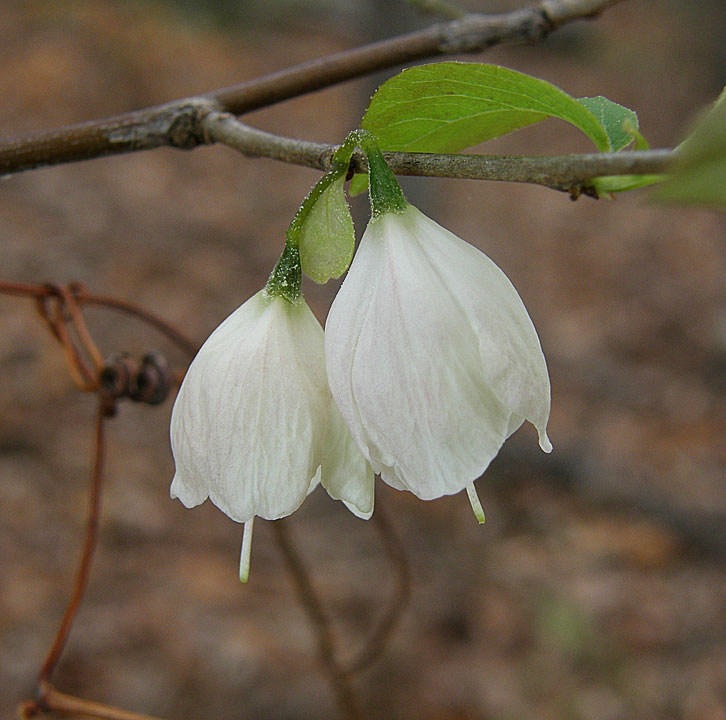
324, 204, 552, 504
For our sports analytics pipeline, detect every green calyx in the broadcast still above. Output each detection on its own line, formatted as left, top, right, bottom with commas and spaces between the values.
353, 130, 407, 217
267, 129, 407, 301
287, 130, 407, 241
265, 244, 301, 303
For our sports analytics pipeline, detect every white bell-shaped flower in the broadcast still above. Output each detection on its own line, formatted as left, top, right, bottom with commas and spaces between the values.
170, 289, 372, 579
324, 204, 551, 515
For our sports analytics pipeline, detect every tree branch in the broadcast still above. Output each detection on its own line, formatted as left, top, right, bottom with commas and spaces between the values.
21, 682, 166, 720
272, 520, 365, 720
204, 113, 673, 195
0, 0, 625, 175
339, 506, 411, 678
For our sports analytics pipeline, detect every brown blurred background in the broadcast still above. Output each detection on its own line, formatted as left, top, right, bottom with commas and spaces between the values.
1, 1, 725, 718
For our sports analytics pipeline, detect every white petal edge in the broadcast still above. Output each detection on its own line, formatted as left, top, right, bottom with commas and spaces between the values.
321, 402, 375, 519
404, 206, 552, 451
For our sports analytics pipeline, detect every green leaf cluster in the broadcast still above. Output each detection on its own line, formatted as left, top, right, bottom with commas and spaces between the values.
285, 66, 726, 292
352, 62, 646, 196
362, 63, 614, 153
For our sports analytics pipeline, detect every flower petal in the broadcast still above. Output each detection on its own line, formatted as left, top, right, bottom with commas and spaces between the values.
326, 211, 513, 500
405, 207, 552, 450
321, 402, 375, 519
170, 471, 208, 508
324, 220, 386, 464
170, 291, 328, 522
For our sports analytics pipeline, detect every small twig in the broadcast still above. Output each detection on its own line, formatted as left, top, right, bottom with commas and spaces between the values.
272, 520, 365, 720
0, 0, 626, 174
205, 113, 674, 195
72, 285, 199, 358
37, 399, 110, 684
340, 506, 411, 678
56, 285, 105, 373
21, 682, 165, 720
34, 291, 100, 392
0, 281, 199, 358
0, 281, 54, 299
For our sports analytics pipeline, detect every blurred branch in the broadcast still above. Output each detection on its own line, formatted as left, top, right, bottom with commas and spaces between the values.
272, 520, 365, 720
205, 113, 674, 196
405, 0, 467, 20
20, 682, 165, 720
37, 401, 109, 685
273, 507, 411, 715
0, 281, 198, 358
0, 0, 625, 175
340, 506, 411, 678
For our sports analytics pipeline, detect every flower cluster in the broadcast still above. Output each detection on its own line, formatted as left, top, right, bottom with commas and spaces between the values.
170, 137, 551, 579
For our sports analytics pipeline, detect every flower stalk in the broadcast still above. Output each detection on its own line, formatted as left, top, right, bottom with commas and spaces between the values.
268, 128, 409, 305
352, 130, 408, 217
266, 133, 360, 302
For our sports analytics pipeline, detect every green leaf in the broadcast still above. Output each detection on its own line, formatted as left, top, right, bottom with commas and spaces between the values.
360, 62, 612, 154
591, 174, 665, 195
298, 175, 356, 284
574, 98, 653, 194
655, 88, 726, 209
349, 172, 369, 197
577, 96, 642, 152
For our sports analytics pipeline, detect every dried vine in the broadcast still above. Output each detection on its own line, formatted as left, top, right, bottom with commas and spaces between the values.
1, 281, 411, 720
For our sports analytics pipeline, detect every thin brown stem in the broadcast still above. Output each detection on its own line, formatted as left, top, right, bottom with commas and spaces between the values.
34, 293, 99, 392
57, 286, 105, 373
340, 506, 411, 677
38, 400, 108, 684
0, 281, 53, 299
73, 288, 199, 358
0, 281, 199, 357
0, 0, 626, 174
28, 683, 165, 720
272, 520, 365, 720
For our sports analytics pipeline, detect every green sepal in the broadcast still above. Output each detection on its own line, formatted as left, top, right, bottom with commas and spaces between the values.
299, 175, 356, 284
265, 244, 301, 303
353, 130, 407, 216
366, 145, 407, 216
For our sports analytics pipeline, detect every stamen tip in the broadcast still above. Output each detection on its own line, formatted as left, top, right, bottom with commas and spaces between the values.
239, 518, 255, 583
465, 483, 486, 525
